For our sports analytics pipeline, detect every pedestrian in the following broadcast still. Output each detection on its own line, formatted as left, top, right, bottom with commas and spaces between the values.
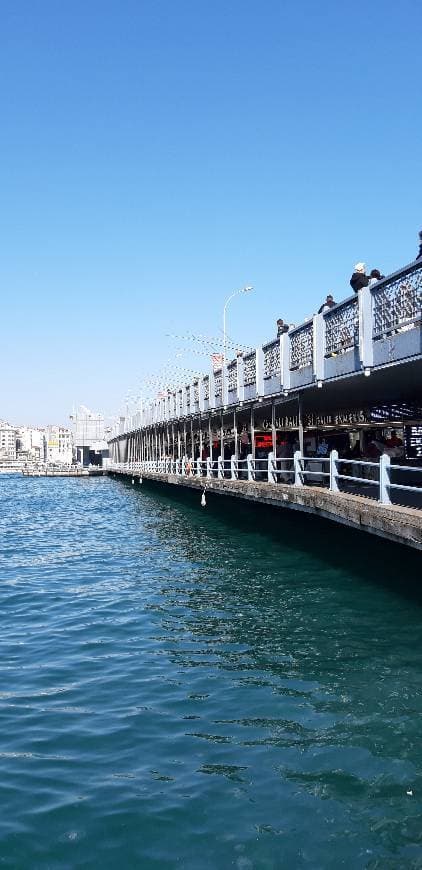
318, 294, 336, 314
416, 230, 422, 260
276, 318, 289, 337
368, 268, 385, 287
350, 263, 369, 293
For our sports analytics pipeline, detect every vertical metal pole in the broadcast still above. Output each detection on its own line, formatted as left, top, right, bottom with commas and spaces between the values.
271, 401, 276, 456
251, 406, 255, 459
208, 415, 212, 471
191, 418, 194, 462
234, 408, 238, 459
199, 417, 203, 463
298, 394, 304, 456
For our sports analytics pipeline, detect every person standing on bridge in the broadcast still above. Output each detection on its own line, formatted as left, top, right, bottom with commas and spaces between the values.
276, 318, 289, 337
368, 268, 385, 286
318, 294, 336, 313
416, 230, 422, 260
350, 263, 369, 293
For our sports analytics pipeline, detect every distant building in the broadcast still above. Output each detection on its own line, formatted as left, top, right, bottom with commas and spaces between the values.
0, 422, 17, 461
46, 426, 73, 465
16, 427, 47, 463
69, 405, 109, 466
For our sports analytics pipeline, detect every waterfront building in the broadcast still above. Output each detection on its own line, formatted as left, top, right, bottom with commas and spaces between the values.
46, 426, 73, 465
16, 427, 47, 463
0, 422, 17, 462
69, 405, 109, 466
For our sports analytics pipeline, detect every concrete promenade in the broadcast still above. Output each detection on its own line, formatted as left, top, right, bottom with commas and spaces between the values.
109, 466, 422, 552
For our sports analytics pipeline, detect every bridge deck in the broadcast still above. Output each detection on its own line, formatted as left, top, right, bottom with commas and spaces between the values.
109, 468, 422, 552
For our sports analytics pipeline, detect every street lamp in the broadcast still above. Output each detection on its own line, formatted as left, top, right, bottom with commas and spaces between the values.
222, 285, 253, 372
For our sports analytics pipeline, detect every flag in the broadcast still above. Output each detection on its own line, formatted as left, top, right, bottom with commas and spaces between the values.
211, 353, 224, 372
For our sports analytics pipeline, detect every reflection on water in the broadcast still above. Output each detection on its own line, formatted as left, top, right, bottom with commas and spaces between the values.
1, 473, 422, 869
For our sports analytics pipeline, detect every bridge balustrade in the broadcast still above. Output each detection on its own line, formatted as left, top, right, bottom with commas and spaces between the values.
243, 350, 257, 399
372, 262, 422, 339
263, 338, 281, 394
289, 322, 314, 387
227, 360, 238, 403
214, 369, 223, 406
110, 451, 422, 511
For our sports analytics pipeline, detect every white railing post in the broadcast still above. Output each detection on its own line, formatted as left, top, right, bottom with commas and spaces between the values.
267, 451, 276, 484
294, 450, 303, 486
230, 455, 237, 480
379, 453, 391, 504
329, 449, 339, 492
206, 457, 212, 479
247, 453, 254, 481
218, 456, 224, 479
182, 457, 187, 476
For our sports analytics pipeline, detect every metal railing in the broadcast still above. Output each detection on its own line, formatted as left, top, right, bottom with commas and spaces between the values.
372, 261, 422, 339
108, 452, 422, 509
227, 361, 237, 392
324, 296, 359, 356
243, 351, 256, 386
289, 322, 313, 370
214, 370, 222, 399
263, 339, 280, 379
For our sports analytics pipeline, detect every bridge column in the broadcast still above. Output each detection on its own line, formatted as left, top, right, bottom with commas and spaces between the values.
359, 285, 374, 370
280, 332, 291, 391
256, 347, 264, 397
313, 313, 325, 383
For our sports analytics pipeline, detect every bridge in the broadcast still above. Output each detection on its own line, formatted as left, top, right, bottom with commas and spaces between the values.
108, 259, 422, 549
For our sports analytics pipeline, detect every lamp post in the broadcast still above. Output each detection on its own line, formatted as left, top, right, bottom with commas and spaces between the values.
222, 285, 253, 381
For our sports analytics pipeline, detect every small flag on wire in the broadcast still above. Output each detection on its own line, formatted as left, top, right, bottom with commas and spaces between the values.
211, 353, 224, 371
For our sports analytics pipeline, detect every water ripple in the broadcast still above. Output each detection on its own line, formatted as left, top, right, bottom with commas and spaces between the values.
1, 474, 422, 868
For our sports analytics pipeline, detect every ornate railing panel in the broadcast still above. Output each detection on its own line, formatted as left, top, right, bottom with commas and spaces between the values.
227, 361, 237, 391
193, 382, 199, 404
324, 297, 359, 356
289, 323, 313, 370
178, 390, 183, 413
203, 377, 209, 401
214, 369, 222, 399
243, 352, 256, 386
372, 264, 422, 338
263, 339, 280, 378
185, 386, 190, 411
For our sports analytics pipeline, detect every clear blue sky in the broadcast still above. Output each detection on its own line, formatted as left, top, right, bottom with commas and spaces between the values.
1, 0, 420, 425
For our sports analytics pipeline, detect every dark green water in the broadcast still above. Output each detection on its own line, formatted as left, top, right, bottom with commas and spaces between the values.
1, 474, 422, 869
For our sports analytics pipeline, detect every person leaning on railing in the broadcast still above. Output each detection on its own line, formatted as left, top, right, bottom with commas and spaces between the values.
318, 294, 337, 313
350, 263, 369, 293
276, 318, 289, 337
416, 229, 422, 261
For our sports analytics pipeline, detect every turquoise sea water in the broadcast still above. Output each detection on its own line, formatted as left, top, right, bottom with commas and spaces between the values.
1, 473, 422, 869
